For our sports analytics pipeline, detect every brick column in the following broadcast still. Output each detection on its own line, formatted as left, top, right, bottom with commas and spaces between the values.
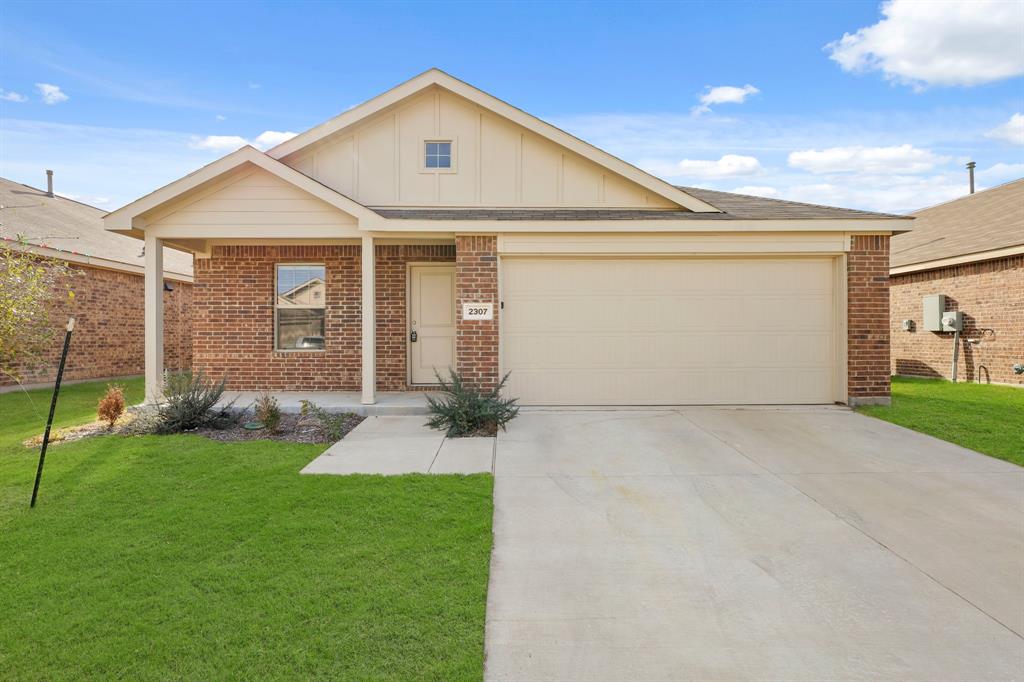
848, 235, 891, 405
455, 235, 499, 391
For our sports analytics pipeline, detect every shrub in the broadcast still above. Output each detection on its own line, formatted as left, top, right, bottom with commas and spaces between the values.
157, 370, 234, 433
425, 370, 518, 437
254, 391, 282, 433
97, 384, 126, 429
298, 400, 357, 442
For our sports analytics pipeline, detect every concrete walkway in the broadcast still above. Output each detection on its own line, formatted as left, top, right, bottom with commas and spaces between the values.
486, 408, 1024, 681
301, 416, 494, 475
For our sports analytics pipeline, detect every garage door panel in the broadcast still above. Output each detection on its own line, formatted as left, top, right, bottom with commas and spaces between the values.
502, 257, 837, 405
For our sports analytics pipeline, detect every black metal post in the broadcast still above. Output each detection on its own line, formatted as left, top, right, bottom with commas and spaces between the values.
30, 317, 75, 508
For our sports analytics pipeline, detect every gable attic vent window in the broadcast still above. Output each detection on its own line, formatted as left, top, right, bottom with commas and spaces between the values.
425, 141, 452, 169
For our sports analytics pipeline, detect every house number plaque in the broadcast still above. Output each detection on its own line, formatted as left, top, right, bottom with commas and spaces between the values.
462, 302, 494, 320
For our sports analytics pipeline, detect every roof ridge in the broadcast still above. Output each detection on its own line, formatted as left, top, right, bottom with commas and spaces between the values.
910, 176, 1024, 214
0, 176, 107, 213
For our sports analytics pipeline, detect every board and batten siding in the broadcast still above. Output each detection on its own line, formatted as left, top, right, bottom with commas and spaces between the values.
147, 168, 358, 232
283, 86, 676, 209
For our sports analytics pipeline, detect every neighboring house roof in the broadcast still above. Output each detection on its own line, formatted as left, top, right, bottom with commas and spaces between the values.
891, 178, 1024, 272
0, 176, 193, 280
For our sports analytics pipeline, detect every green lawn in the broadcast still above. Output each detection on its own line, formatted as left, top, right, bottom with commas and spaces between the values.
0, 379, 493, 680
858, 377, 1024, 467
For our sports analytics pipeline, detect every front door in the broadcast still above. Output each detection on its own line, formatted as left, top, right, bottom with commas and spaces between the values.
409, 265, 456, 384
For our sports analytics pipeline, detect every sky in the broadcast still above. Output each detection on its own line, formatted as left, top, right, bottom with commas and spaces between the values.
1, 0, 1022, 214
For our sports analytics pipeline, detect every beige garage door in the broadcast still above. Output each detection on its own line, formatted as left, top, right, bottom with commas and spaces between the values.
501, 257, 837, 405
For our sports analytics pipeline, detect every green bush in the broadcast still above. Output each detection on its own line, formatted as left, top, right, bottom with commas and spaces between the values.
425, 370, 519, 437
157, 370, 235, 433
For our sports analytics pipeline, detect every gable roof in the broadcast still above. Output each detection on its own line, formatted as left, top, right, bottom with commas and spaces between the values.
266, 68, 720, 213
1, 176, 193, 279
104, 145, 377, 233
891, 178, 1024, 270
373, 187, 910, 221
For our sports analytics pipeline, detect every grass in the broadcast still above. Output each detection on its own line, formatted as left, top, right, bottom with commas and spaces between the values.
858, 376, 1024, 466
0, 379, 493, 680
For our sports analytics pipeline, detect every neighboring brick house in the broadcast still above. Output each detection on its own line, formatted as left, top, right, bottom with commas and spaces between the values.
105, 69, 908, 407
0, 175, 193, 389
890, 178, 1023, 386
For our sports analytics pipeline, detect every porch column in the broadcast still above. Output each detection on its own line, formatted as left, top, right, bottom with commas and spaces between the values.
144, 233, 164, 403
361, 235, 376, 404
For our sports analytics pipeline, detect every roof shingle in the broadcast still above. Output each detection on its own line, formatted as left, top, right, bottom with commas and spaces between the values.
891, 178, 1024, 268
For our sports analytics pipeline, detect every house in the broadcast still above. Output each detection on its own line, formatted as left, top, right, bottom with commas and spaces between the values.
0, 174, 193, 389
104, 69, 909, 407
890, 178, 1023, 385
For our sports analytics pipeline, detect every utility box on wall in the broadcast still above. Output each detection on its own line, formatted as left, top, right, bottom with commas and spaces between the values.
923, 294, 946, 331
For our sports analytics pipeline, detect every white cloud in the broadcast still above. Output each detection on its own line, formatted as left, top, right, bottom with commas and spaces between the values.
730, 185, 778, 198
788, 144, 948, 174
253, 130, 297, 149
826, 0, 1024, 89
985, 113, 1024, 145
35, 83, 69, 104
692, 84, 759, 115
215, 114, 227, 122
188, 135, 249, 152
189, 130, 298, 153
1, 89, 28, 102
248, 82, 262, 90
663, 154, 763, 179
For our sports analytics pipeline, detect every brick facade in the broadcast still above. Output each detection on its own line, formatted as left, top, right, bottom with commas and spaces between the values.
187, 236, 899, 403
455, 235, 500, 391
890, 255, 1023, 385
193, 245, 361, 391
1, 262, 192, 388
192, 243, 456, 391
847, 235, 891, 404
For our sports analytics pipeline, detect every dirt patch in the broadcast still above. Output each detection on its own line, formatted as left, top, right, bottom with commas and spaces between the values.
195, 412, 364, 444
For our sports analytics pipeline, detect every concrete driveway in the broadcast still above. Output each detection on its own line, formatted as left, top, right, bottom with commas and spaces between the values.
486, 408, 1024, 681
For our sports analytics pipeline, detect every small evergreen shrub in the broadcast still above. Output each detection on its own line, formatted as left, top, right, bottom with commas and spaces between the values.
425, 370, 519, 437
97, 384, 126, 429
157, 370, 234, 433
254, 391, 282, 433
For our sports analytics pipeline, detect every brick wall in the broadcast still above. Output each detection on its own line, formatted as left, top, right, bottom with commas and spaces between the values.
193, 245, 361, 391
1, 261, 192, 388
847, 235, 891, 404
890, 255, 1023, 385
192, 243, 456, 391
455, 235, 500, 391
376, 244, 456, 390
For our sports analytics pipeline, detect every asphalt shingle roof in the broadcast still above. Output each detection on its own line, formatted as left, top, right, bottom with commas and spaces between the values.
0, 177, 193, 278
890, 178, 1024, 268
372, 187, 909, 221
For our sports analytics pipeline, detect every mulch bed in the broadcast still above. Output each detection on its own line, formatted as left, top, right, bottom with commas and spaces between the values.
195, 412, 365, 444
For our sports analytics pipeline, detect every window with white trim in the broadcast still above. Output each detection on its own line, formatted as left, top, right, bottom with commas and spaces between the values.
425, 140, 452, 169
275, 264, 325, 350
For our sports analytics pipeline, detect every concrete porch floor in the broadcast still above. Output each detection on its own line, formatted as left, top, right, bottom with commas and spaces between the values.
220, 390, 434, 416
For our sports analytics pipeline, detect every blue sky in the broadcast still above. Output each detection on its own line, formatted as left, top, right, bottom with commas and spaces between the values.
1, 0, 1022, 213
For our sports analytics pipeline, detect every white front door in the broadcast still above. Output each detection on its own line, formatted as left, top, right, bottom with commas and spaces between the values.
409, 265, 457, 384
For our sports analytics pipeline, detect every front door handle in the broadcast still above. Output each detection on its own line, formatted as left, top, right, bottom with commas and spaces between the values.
410, 330, 418, 342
